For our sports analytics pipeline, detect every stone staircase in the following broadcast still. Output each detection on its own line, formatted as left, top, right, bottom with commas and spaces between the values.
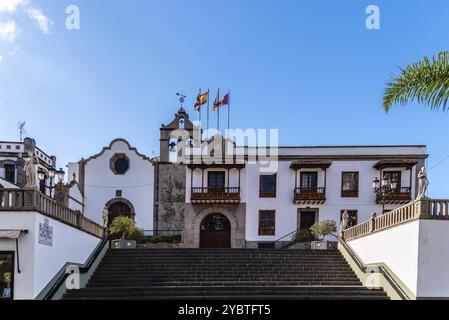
64, 249, 389, 300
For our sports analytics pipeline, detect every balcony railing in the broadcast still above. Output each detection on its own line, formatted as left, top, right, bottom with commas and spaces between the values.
0, 188, 105, 238
191, 187, 240, 204
294, 187, 326, 204
376, 187, 412, 204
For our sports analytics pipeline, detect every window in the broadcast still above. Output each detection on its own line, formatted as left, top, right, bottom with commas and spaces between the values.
340, 210, 358, 228
383, 171, 401, 192
259, 174, 276, 198
208, 171, 225, 190
109, 154, 130, 175
4, 165, 15, 184
114, 159, 129, 174
259, 210, 275, 236
300, 172, 318, 190
116, 190, 122, 197
341, 172, 359, 197
0, 252, 14, 300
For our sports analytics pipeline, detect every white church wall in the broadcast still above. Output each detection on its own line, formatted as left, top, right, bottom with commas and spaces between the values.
68, 184, 84, 213
83, 140, 154, 230
0, 211, 100, 299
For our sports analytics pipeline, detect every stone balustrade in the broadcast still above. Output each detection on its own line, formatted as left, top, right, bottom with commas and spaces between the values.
342, 198, 449, 241
0, 188, 104, 238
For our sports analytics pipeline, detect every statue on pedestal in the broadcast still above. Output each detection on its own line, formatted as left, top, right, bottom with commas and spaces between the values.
102, 206, 109, 228
23, 152, 37, 189
340, 210, 350, 233
417, 167, 429, 200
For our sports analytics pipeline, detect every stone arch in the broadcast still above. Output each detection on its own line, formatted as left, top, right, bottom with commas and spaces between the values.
199, 213, 231, 248
104, 197, 136, 225
186, 205, 245, 248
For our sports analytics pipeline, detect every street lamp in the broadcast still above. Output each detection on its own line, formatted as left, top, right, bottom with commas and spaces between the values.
38, 167, 65, 198
373, 176, 398, 214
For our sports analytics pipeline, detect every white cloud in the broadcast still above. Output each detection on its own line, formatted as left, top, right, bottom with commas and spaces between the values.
0, 54, 3, 64
0, 20, 17, 42
26, 6, 50, 34
0, 1, 51, 42
0, 0, 26, 13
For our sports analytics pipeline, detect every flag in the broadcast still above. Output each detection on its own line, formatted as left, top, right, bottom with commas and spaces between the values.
212, 92, 229, 112
194, 92, 208, 111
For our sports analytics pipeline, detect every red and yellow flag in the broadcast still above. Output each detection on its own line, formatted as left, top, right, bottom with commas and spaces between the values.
194, 91, 208, 111
212, 92, 229, 112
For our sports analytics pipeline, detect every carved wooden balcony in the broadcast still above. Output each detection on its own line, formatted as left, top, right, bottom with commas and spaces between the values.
294, 187, 326, 205
376, 187, 412, 205
191, 187, 240, 204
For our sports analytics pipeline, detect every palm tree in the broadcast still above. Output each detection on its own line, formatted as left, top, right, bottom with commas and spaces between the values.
383, 51, 449, 112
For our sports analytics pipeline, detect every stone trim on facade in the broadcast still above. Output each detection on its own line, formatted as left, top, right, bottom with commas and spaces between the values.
83, 138, 153, 164
184, 203, 246, 248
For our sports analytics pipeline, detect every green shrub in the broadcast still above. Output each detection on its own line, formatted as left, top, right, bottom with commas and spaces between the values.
108, 216, 145, 242
144, 235, 181, 244
310, 220, 337, 240
292, 229, 313, 243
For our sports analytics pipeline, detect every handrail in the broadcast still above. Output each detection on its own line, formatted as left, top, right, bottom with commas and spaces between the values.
294, 187, 326, 202
272, 228, 338, 249
0, 188, 105, 238
38, 238, 109, 300
342, 198, 449, 241
191, 187, 241, 202
338, 237, 413, 300
191, 187, 240, 193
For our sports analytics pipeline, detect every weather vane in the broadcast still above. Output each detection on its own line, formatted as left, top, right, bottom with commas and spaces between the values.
18, 121, 26, 142
176, 92, 186, 107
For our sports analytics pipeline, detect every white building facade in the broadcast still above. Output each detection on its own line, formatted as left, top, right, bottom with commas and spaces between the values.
183, 138, 426, 248
67, 139, 155, 231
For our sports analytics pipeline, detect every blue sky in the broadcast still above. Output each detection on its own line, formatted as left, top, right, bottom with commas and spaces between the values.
0, 0, 448, 197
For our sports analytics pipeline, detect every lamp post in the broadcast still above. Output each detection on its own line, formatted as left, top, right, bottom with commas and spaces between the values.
38, 167, 65, 198
373, 176, 398, 214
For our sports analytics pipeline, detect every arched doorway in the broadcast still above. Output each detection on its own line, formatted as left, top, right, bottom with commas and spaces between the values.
200, 214, 231, 248
107, 201, 132, 226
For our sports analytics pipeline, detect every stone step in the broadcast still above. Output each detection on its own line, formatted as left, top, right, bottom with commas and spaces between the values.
64, 248, 388, 300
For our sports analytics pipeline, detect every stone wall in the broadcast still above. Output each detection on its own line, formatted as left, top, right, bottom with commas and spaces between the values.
184, 203, 246, 248
156, 163, 186, 232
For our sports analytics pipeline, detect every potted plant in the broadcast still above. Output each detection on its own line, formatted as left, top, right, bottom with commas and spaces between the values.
109, 216, 145, 249
310, 220, 337, 250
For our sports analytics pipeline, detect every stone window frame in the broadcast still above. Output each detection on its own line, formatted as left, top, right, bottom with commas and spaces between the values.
109, 153, 130, 175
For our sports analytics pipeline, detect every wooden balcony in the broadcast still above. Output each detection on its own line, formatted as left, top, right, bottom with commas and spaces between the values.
0, 188, 105, 238
191, 187, 240, 204
294, 187, 326, 205
376, 187, 412, 205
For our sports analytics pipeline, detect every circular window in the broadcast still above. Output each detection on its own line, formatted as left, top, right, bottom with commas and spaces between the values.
114, 158, 129, 174
110, 153, 130, 175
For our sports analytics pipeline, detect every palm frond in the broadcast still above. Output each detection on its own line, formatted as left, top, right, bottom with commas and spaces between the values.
383, 51, 449, 112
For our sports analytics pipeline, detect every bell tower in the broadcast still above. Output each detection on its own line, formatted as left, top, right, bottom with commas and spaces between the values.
159, 107, 195, 163
154, 105, 198, 234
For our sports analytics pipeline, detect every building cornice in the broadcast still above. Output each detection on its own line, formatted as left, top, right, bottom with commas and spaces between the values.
82, 138, 153, 165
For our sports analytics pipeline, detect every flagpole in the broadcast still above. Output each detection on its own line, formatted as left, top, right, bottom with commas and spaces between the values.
217, 88, 220, 132
198, 88, 202, 125
227, 90, 231, 131
207, 89, 210, 139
